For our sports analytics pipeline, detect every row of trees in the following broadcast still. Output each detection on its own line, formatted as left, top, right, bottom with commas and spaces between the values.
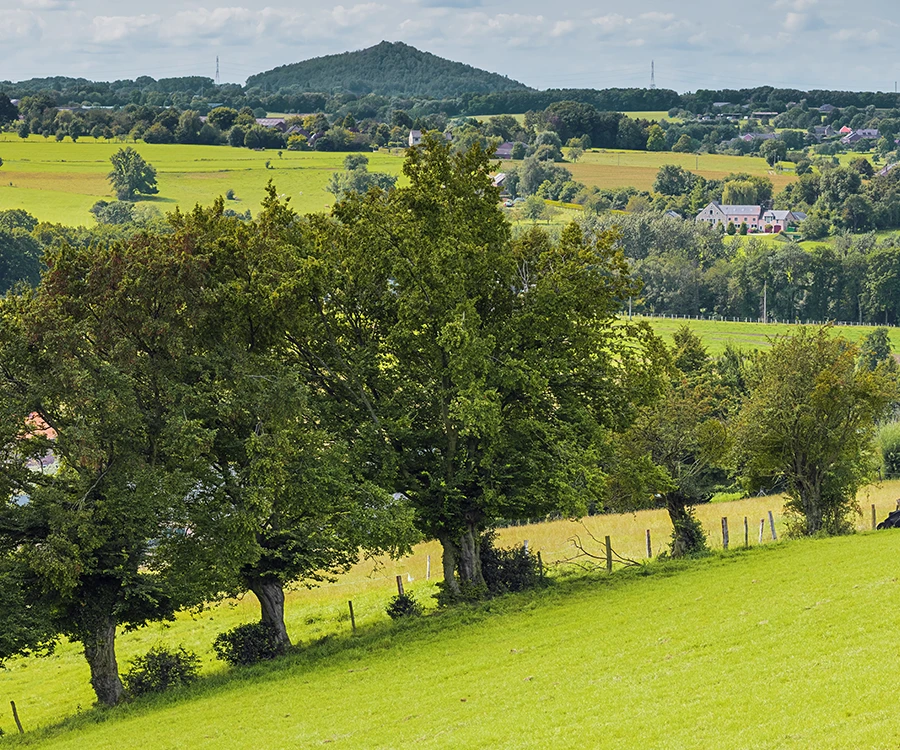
1, 138, 895, 712
0, 138, 668, 707
582, 212, 900, 324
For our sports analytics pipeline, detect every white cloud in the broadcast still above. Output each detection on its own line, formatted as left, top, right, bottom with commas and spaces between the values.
7, 9, 43, 39
639, 12, 675, 23
831, 27, 880, 43
773, 0, 817, 8
20, 0, 72, 8
591, 13, 630, 34
91, 14, 160, 43
551, 20, 575, 37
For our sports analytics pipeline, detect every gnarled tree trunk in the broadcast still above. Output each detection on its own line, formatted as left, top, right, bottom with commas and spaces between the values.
82, 617, 125, 706
666, 492, 706, 558
247, 576, 290, 653
438, 524, 486, 598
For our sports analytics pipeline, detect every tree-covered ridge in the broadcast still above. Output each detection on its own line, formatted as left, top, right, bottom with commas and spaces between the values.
245, 41, 531, 98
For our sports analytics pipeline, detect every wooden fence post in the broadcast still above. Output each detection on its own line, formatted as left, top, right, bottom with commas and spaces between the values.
605, 535, 612, 573
768, 511, 778, 541
10, 701, 23, 735
759, 519, 765, 544
426, 555, 431, 580
348, 601, 356, 632
744, 517, 749, 548
537, 551, 544, 582
646, 529, 652, 559
523, 540, 529, 555
872, 504, 877, 530
721, 517, 729, 549
396, 575, 404, 597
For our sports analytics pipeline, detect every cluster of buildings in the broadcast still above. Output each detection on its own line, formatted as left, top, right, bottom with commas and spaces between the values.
695, 202, 807, 233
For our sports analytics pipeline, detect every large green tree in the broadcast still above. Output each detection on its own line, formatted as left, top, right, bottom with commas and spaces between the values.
732, 327, 897, 535
0, 236, 226, 706
276, 136, 666, 598
108, 147, 158, 201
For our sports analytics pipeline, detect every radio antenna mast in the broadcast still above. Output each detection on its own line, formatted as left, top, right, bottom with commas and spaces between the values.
650, 60, 656, 89
215, 56, 220, 85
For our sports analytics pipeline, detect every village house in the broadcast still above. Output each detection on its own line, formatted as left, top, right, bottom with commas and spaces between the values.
761, 209, 805, 232
494, 141, 514, 159
841, 128, 879, 145
696, 202, 807, 233
409, 129, 423, 147
695, 202, 764, 231
740, 132, 777, 142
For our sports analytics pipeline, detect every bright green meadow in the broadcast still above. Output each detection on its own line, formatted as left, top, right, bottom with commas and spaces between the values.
4, 483, 900, 748
0, 135, 407, 225
640, 315, 900, 355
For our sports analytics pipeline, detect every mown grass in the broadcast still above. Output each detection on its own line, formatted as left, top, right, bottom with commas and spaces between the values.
561, 149, 796, 193
3, 481, 900, 747
638, 315, 900, 355
0, 135, 406, 225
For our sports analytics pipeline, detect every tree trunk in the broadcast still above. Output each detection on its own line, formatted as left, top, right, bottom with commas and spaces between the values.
248, 577, 290, 653
82, 617, 125, 706
666, 493, 706, 558
801, 483, 824, 535
439, 534, 460, 597
438, 525, 486, 598
456, 525, 484, 589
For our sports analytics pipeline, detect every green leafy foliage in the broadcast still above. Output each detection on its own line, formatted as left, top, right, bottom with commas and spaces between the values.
107, 147, 158, 200
213, 623, 283, 666
385, 593, 423, 620
246, 41, 530, 98
122, 646, 200, 696
733, 327, 898, 535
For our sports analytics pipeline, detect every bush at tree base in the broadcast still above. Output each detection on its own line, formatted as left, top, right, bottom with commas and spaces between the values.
213, 622, 283, 666
480, 531, 542, 595
122, 646, 200, 696
385, 593, 423, 619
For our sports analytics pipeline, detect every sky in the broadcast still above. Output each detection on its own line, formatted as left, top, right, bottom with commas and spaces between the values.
2, 0, 898, 93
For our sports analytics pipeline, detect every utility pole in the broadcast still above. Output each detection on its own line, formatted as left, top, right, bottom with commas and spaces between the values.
215, 56, 220, 85
762, 281, 768, 323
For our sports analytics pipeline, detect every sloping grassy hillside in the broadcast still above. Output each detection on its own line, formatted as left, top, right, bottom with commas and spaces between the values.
4, 484, 900, 748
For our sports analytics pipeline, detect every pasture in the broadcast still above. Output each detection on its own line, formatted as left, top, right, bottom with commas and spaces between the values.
0, 134, 406, 225
3, 481, 900, 748
0, 135, 797, 227
640, 315, 900, 355
560, 149, 796, 193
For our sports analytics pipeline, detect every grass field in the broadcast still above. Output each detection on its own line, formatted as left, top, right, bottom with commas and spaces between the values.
639, 315, 900, 354
0, 134, 407, 225
3, 480, 900, 747
0, 135, 799, 227
559, 149, 796, 193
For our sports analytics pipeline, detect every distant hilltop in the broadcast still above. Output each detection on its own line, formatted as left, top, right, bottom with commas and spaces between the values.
245, 41, 532, 99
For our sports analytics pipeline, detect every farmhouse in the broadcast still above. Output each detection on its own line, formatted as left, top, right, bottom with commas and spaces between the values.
740, 133, 777, 142
409, 129, 423, 147
695, 202, 763, 231
841, 128, 879, 145
696, 202, 807, 232
761, 209, 805, 232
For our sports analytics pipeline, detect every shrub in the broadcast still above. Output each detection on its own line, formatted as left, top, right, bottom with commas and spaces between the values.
385, 592, 423, 619
879, 421, 900, 479
122, 646, 200, 696
213, 622, 282, 666
480, 531, 541, 595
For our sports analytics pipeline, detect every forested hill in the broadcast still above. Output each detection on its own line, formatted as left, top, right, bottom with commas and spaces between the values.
245, 41, 531, 98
